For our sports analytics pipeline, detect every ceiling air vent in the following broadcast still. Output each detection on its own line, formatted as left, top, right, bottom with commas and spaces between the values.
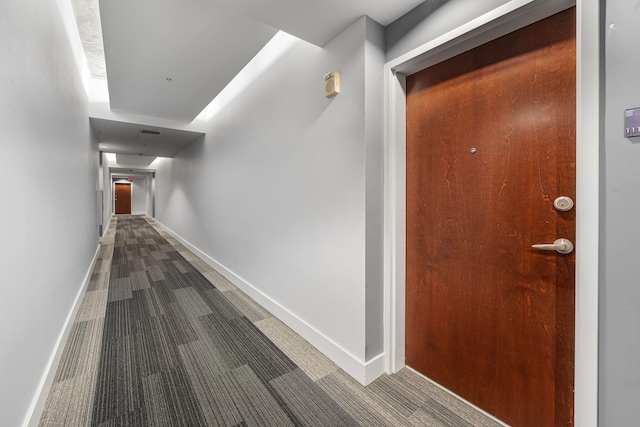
140, 129, 161, 136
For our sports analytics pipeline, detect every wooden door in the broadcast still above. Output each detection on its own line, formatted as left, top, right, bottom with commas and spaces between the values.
406, 9, 575, 427
114, 183, 131, 215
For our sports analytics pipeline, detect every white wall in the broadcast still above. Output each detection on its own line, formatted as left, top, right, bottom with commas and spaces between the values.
155, 17, 386, 379
601, 1, 640, 424
132, 177, 147, 214
0, 0, 98, 425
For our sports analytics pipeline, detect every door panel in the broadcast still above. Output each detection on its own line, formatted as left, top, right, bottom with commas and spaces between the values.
406, 9, 575, 427
114, 183, 131, 215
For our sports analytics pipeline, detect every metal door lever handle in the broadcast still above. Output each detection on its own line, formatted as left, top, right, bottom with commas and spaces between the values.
532, 238, 574, 254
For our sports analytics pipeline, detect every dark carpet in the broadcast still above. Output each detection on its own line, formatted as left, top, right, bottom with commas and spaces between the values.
90, 216, 357, 426
39, 215, 506, 426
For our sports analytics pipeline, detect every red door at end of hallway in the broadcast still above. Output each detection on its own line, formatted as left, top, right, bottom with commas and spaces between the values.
405, 9, 576, 427
114, 183, 131, 215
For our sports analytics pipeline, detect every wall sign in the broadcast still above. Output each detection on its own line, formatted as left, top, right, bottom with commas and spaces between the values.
624, 107, 640, 138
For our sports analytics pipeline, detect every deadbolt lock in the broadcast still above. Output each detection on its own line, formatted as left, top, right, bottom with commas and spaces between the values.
553, 196, 574, 212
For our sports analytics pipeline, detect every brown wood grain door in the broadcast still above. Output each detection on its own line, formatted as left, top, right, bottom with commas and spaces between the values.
405, 9, 575, 427
114, 183, 131, 215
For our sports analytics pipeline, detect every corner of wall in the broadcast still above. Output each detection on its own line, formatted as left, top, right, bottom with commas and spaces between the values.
23, 245, 102, 427
154, 220, 386, 385
364, 15, 387, 361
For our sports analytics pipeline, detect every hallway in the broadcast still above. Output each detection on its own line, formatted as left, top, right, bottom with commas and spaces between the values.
38, 216, 502, 426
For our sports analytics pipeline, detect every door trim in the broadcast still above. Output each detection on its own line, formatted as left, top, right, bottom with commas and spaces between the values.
382, 0, 600, 425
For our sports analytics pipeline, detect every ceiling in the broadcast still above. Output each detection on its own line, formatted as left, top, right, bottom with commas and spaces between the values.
205, 0, 427, 47
75, 0, 425, 157
91, 118, 204, 157
100, 0, 279, 122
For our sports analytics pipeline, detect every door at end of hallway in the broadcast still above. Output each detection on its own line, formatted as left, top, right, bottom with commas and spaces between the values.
114, 182, 131, 215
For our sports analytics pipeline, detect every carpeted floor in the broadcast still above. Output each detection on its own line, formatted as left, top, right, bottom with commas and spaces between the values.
38, 215, 505, 426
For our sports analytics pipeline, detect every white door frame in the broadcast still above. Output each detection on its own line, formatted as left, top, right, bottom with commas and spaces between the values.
382, 0, 600, 425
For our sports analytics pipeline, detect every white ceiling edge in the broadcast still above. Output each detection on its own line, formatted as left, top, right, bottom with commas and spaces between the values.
90, 100, 208, 134
113, 154, 158, 166
91, 117, 204, 157
211, 0, 425, 46
105, 154, 161, 171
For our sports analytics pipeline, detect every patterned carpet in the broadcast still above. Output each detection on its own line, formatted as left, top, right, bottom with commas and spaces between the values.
38, 215, 505, 426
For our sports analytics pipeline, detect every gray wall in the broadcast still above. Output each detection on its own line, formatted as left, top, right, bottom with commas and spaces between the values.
386, 0, 639, 423
601, 1, 640, 424
146, 175, 154, 217
101, 152, 112, 227
0, 0, 99, 425
155, 17, 386, 365
364, 18, 385, 359
385, 0, 511, 62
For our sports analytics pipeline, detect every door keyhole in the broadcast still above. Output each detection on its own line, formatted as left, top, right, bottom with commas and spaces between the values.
553, 196, 574, 212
